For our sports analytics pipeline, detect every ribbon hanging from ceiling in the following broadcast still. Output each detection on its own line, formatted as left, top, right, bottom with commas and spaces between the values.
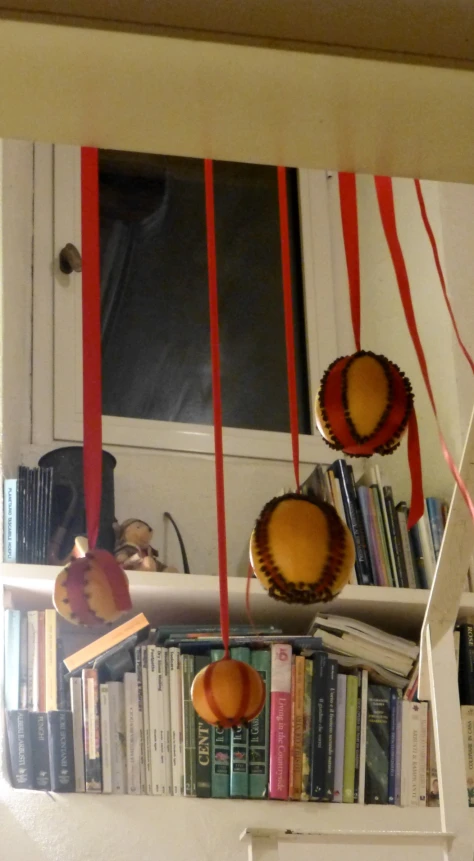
374, 175, 474, 522
338, 173, 424, 529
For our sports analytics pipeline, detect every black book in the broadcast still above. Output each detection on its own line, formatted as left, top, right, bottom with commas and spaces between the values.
409, 523, 428, 589
24, 467, 33, 564
48, 710, 75, 792
353, 669, 362, 802
6, 710, 34, 789
30, 711, 51, 790
364, 685, 391, 804
310, 651, 328, 800
323, 658, 338, 801
17, 466, 27, 563
383, 486, 409, 588
332, 460, 373, 585
57, 639, 70, 710
195, 654, 212, 797
459, 625, 474, 705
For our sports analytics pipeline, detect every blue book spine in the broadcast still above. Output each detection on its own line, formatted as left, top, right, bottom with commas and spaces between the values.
230, 646, 250, 798
332, 460, 373, 585
4, 479, 17, 562
249, 648, 271, 799
4, 609, 21, 710
388, 688, 398, 804
426, 497, 444, 559
210, 649, 230, 798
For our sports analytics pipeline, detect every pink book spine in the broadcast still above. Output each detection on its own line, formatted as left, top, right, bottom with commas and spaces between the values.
269, 643, 292, 799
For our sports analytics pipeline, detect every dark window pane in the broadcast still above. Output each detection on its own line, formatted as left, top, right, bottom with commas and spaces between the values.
99, 151, 311, 434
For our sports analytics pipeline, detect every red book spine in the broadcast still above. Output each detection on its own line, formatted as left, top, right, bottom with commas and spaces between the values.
269, 643, 292, 799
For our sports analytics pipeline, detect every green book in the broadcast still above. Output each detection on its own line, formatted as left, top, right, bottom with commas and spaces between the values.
195, 654, 211, 797
210, 649, 230, 798
182, 654, 196, 796
249, 648, 271, 799
301, 658, 313, 801
343, 674, 359, 803
230, 646, 250, 798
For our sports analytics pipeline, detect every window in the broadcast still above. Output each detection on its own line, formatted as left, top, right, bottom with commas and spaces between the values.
49, 146, 338, 461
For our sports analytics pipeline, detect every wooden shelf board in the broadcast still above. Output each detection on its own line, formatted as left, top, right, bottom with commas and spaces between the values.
3, 563, 474, 635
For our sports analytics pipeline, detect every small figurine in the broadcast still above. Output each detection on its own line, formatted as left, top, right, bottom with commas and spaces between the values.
114, 518, 176, 572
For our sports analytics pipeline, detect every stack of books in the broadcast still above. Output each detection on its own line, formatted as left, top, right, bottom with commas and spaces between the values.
3, 467, 54, 563
5, 609, 439, 805
301, 459, 449, 589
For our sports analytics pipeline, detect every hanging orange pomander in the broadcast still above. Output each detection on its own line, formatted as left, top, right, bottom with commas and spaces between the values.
315, 350, 414, 457
250, 493, 354, 604
54, 549, 132, 626
192, 656, 265, 728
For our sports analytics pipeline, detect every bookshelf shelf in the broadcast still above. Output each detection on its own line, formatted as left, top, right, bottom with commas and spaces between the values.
3, 562, 474, 637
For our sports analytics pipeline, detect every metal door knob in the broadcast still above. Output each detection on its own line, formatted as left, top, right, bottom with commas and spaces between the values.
59, 243, 82, 274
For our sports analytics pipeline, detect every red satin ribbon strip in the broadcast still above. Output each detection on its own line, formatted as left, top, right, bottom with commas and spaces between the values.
406, 411, 424, 530
204, 159, 230, 658
339, 173, 361, 351
277, 166, 300, 492
414, 178, 474, 375
81, 148, 102, 550
375, 175, 474, 524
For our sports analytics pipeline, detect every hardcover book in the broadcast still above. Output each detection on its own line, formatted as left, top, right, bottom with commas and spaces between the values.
195, 654, 211, 797
82, 668, 102, 792
310, 651, 328, 800
182, 653, 196, 796
300, 657, 313, 801
365, 685, 391, 804
343, 674, 358, 803
30, 711, 51, 791
230, 646, 250, 798
289, 654, 305, 801
249, 647, 271, 799
6, 709, 34, 789
333, 673, 347, 803
324, 658, 338, 801
48, 710, 75, 792
269, 643, 292, 800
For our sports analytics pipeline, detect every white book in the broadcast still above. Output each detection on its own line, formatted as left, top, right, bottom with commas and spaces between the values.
312, 614, 419, 660
461, 705, 474, 807
70, 677, 86, 792
156, 646, 168, 795
169, 647, 184, 796
401, 701, 427, 806
357, 669, 369, 804
100, 684, 113, 793
108, 681, 126, 794
418, 701, 428, 805
124, 672, 141, 795
333, 673, 347, 802
19, 612, 28, 710
163, 648, 172, 795
44, 608, 57, 712
134, 645, 146, 793
141, 645, 152, 794
27, 610, 39, 711
147, 645, 162, 795
4, 478, 17, 562
313, 628, 412, 676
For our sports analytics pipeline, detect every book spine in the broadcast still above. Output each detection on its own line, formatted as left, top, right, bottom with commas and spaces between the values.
47, 710, 75, 792
44, 608, 57, 712
19, 612, 28, 710
310, 651, 328, 800
409, 522, 429, 589
384, 486, 409, 587
26, 610, 38, 711
195, 654, 211, 797
269, 643, 292, 800
4, 609, 21, 711
353, 669, 362, 801
324, 658, 338, 801
401, 701, 423, 807
182, 653, 196, 796
290, 654, 305, 800
357, 670, 368, 804
333, 673, 347, 802
288, 658, 296, 798
333, 460, 373, 585
100, 684, 112, 794
82, 668, 102, 793
70, 677, 85, 792
134, 643, 146, 793
419, 511, 437, 587
210, 649, 231, 798
230, 646, 250, 798
301, 658, 313, 801
37, 611, 46, 711
369, 486, 392, 586
342, 674, 358, 803
395, 698, 403, 806
418, 701, 428, 806
169, 646, 184, 796
358, 486, 385, 586
426, 497, 444, 559
461, 705, 474, 806
156, 646, 168, 795
4, 478, 17, 561
459, 625, 474, 705
6, 710, 34, 788
388, 688, 398, 803
147, 645, 161, 795
140, 645, 152, 794
124, 672, 141, 794
427, 704, 439, 807
56, 637, 69, 711
396, 503, 418, 588
249, 648, 271, 799
108, 681, 126, 794
364, 685, 391, 804
30, 711, 51, 790
163, 648, 172, 795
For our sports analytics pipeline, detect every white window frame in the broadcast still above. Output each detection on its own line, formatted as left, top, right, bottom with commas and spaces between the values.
33, 143, 340, 463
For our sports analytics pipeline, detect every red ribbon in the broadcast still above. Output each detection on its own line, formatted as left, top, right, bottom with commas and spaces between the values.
339, 173, 361, 351
414, 178, 474, 375
375, 175, 474, 524
204, 160, 230, 657
277, 166, 300, 491
81, 148, 103, 550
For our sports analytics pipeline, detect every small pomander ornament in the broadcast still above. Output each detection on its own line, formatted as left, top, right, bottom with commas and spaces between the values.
54, 549, 132, 626
315, 350, 413, 457
250, 494, 354, 604
191, 657, 265, 728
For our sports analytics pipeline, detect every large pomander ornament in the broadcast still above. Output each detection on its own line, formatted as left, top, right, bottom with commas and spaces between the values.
191, 657, 265, 728
250, 494, 355, 604
315, 350, 414, 457
54, 549, 132, 626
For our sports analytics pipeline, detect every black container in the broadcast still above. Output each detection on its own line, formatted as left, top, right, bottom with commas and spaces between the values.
38, 446, 116, 560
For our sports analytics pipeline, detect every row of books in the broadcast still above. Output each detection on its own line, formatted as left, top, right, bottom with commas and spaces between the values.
3, 467, 54, 564
302, 459, 448, 589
